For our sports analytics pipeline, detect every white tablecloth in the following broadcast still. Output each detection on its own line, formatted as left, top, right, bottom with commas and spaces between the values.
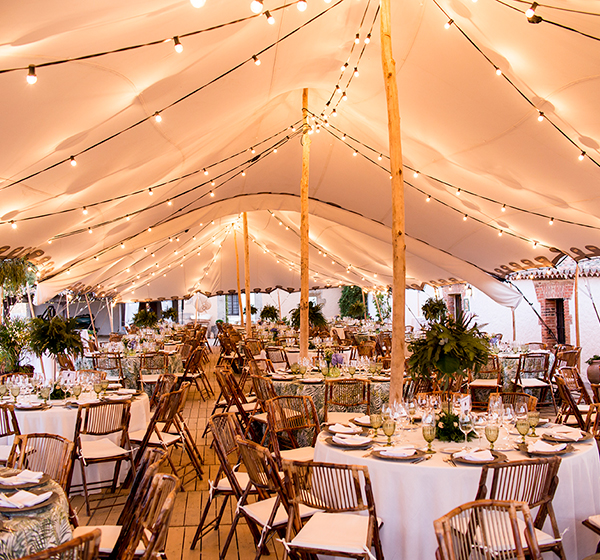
11, 394, 150, 491
314, 425, 600, 560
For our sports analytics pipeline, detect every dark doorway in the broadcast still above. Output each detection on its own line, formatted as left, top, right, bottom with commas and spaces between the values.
555, 299, 566, 344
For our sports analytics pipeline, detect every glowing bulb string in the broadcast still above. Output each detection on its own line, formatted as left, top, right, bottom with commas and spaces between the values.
0, 1, 316, 77
494, 0, 600, 41
431, 0, 600, 170
500, 0, 600, 17
4, 120, 301, 228
0, 0, 347, 192
314, 111, 600, 233
323, 0, 376, 109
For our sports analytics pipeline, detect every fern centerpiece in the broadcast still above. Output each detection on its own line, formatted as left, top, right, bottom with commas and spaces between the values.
260, 305, 279, 323
289, 301, 328, 331
407, 297, 489, 391
132, 308, 158, 329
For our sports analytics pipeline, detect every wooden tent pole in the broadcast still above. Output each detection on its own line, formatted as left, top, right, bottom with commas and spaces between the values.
361, 288, 367, 321
512, 307, 516, 342
381, 0, 406, 402
243, 212, 252, 337
234, 229, 244, 326
299, 88, 311, 360
374, 290, 384, 322
575, 262, 581, 365
84, 292, 99, 347
277, 290, 282, 321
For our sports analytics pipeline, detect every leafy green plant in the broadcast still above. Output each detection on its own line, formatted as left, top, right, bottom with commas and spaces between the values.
29, 316, 83, 360
243, 305, 258, 316
374, 288, 392, 322
132, 308, 158, 328
260, 304, 279, 322
408, 306, 489, 391
339, 286, 365, 319
421, 297, 448, 323
436, 410, 476, 443
0, 318, 32, 372
289, 301, 328, 330
162, 307, 177, 321
586, 355, 600, 365
0, 258, 37, 297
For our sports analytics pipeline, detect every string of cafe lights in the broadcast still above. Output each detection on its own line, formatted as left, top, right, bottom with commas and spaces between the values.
431, 0, 600, 170
1, 0, 324, 79
0, 0, 347, 192
311, 111, 600, 239
494, 0, 600, 41
2, 121, 301, 229
498, 1, 600, 17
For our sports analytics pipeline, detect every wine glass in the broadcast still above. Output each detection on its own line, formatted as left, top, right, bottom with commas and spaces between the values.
10, 384, 20, 403
502, 404, 515, 443
382, 417, 396, 446
0, 384, 8, 400
422, 414, 436, 454
458, 412, 473, 448
101, 379, 109, 395
473, 413, 488, 445
72, 384, 82, 399
40, 385, 51, 405
348, 366, 356, 378
485, 422, 500, 450
93, 382, 103, 399
370, 413, 383, 437
527, 410, 540, 438
516, 417, 530, 443
407, 399, 417, 428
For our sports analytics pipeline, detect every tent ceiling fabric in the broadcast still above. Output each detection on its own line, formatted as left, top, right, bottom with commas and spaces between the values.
2, 0, 598, 308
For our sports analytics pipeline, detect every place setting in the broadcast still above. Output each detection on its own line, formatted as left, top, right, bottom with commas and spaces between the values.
0, 469, 57, 514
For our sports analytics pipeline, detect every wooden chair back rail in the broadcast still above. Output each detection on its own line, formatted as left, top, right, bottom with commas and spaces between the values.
77, 369, 107, 380
266, 396, 319, 440
7, 433, 74, 490
251, 375, 277, 406
149, 373, 177, 409
140, 353, 168, 371
555, 375, 586, 429
500, 392, 538, 412
434, 500, 542, 560
264, 347, 289, 367
57, 354, 75, 371
78, 402, 132, 438
0, 405, 20, 438
516, 353, 550, 379
558, 366, 592, 404
20, 528, 102, 560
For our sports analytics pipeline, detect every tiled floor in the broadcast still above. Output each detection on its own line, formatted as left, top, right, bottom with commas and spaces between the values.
72, 349, 285, 560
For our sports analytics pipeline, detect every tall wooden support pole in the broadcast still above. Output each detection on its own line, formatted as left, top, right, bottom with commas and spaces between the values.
234, 230, 244, 326
381, 0, 406, 402
361, 288, 367, 321
299, 88, 311, 359
84, 292, 99, 347
243, 212, 252, 338
512, 308, 516, 342
575, 263, 581, 368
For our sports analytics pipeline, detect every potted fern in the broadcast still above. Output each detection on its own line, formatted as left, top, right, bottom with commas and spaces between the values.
260, 305, 279, 323
289, 301, 328, 331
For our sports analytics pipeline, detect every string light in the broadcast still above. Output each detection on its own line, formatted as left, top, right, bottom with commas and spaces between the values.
253, 55, 261, 66
354, 33, 360, 44
341, 91, 347, 101
154, 112, 162, 122
190, 0, 206, 7
26, 65, 37, 84
210, 191, 215, 197
456, 188, 461, 196
341, 62, 348, 72
70, 156, 77, 167
273, 148, 277, 153
495, 67, 502, 76
353, 67, 359, 77
82, 207, 88, 215
498, 230, 503, 237
364, 33, 371, 44
353, 150, 358, 157
148, 188, 153, 196
413, 171, 419, 179
463, 214, 468, 221
378, 154, 382, 161
173, 37, 183, 53
331, 108, 337, 117
210, 180, 215, 186
501, 204, 506, 212
88, 227, 93, 234
297, 0, 307, 11
265, 10, 275, 24
537, 111, 545, 122
144, 247, 148, 252
120, 242, 125, 249
10, 221, 16, 230
250, 0, 263, 13
426, 195, 431, 202
147, 227, 152, 232
549, 217, 554, 225
167, 199, 172, 206
444, 19, 453, 29
579, 151, 586, 161
126, 215, 130, 221
525, 2, 538, 18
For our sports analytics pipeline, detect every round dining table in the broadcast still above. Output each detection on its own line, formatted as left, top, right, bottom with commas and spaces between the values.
0, 468, 72, 559
314, 422, 600, 560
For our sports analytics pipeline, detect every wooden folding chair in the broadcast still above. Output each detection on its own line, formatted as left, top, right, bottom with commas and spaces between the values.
434, 499, 542, 560
177, 346, 213, 399
323, 378, 371, 423
512, 352, 556, 412
92, 353, 124, 384
138, 352, 168, 392
0, 404, 20, 466
283, 460, 384, 560
72, 401, 134, 516
264, 395, 318, 466
213, 368, 258, 439
469, 354, 503, 409
190, 414, 259, 549
557, 366, 592, 405
555, 375, 587, 430
264, 347, 290, 371
476, 457, 565, 560
148, 373, 177, 410
501, 392, 538, 412
21, 529, 102, 560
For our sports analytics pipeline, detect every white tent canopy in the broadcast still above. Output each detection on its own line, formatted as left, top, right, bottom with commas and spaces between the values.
2, 0, 599, 308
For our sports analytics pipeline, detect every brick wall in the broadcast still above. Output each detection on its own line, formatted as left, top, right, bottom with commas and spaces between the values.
533, 280, 574, 346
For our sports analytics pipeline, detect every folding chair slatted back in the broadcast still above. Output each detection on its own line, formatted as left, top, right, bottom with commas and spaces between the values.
324, 379, 370, 422
78, 401, 131, 438
235, 436, 283, 495
20, 528, 102, 560
0, 404, 20, 439
555, 375, 586, 429
558, 366, 591, 404
501, 393, 538, 412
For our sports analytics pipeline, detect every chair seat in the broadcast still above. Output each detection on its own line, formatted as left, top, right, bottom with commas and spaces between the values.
141, 374, 161, 384
250, 412, 268, 424
128, 429, 181, 446
472, 518, 559, 553
280, 446, 314, 462
514, 378, 549, 388
586, 514, 600, 530
469, 379, 500, 388
242, 496, 317, 528
73, 524, 149, 555
214, 471, 251, 493
80, 438, 131, 460
227, 403, 257, 414
289, 512, 371, 555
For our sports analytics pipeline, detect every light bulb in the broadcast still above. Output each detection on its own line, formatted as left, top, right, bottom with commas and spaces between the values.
242, 171, 246, 176
498, 230, 503, 237
456, 188, 461, 196
579, 151, 586, 161
353, 67, 359, 77
444, 19, 453, 29
126, 215, 130, 221
121, 243, 125, 249
148, 227, 152, 232
364, 33, 371, 44
251, 147, 256, 154
190, 0, 206, 7
154, 112, 162, 122
495, 67, 502, 76
10, 221, 16, 230
341, 62, 348, 72
88, 227, 93, 234
538, 111, 544, 122
26, 65, 37, 84
273, 148, 277, 153
297, 0, 307, 10
463, 214, 468, 221
167, 200, 172, 206
250, 0, 263, 13
210, 191, 215, 197
426, 195, 431, 202
353, 151, 358, 157
378, 154, 382, 161
342, 91, 347, 101
148, 188, 153, 196
549, 217, 554, 225
253, 55, 261, 65
413, 171, 419, 179
525, 2, 538, 18
354, 34, 360, 44
501, 204, 506, 212
70, 156, 77, 167
173, 37, 183, 53
265, 10, 275, 24
82, 207, 88, 215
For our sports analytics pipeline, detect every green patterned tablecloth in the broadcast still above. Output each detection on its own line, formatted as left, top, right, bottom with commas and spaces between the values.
0, 469, 72, 559
272, 377, 390, 421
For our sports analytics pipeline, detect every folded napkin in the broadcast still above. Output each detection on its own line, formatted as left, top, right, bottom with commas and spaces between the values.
548, 426, 583, 441
0, 470, 44, 486
379, 445, 416, 457
0, 490, 52, 508
117, 389, 137, 395
528, 440, 566, 453
332, 435, 371, 446
454, 448, 494, 462
104, 395, 131, 402
329, 423, 359, 434
354, 415, 371, 424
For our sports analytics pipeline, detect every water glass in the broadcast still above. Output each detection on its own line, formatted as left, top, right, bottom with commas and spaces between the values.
516, 417, 530, 443
370, 413, 383, 437
527, 410, 540, 437
485, 423, 500, 450
382, 418, 396, 446
422, 423, 436, 454
458, 413, 473, 448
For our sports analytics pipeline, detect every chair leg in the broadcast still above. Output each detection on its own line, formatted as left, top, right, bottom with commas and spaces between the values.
190, 493, 229, 549
79, 460, 91, 517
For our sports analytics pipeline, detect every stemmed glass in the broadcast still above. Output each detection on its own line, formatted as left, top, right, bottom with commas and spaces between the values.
473, 413, 488, 446
382, 417, 396, 447
101, 379, 109, 395
10, 384, 20, 404
422, 412, 436, 454
485, 420, 500, 450
93, 382, 103, 399
40, 385, 51, 405
370, 413, 383, 437
516, 415, 530, 443
72, 384, 82, 400
0, 384, 8, 400
407, 399, 417, 428
527, 410, 540, 438
458, 412, 473, 449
